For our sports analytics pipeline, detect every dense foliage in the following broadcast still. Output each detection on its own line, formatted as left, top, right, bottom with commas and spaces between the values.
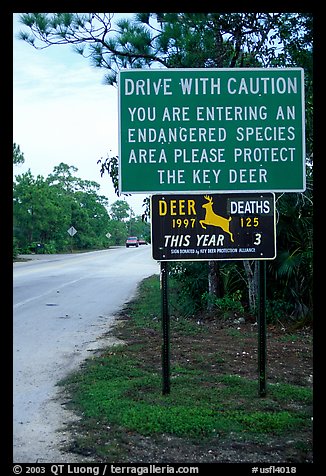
13, 161, 150, 256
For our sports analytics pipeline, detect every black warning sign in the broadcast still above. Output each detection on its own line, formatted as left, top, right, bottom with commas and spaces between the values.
151, 193, 276, 261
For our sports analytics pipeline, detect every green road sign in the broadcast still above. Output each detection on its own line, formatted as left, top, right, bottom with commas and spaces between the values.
151, 193, 276, 261
119, 68, 305, 194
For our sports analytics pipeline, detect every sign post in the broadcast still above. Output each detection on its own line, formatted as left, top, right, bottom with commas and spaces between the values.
258, 261, 267, 397
160, 261, 170, 395
119, 67, 306, 397
151, 192, 275, 395
67, 226, 77, 253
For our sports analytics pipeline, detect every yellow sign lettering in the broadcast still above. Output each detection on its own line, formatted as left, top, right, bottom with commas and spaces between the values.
158, 199, 197, 216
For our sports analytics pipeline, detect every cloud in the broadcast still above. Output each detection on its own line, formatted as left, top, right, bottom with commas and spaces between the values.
13, 12, 147, 215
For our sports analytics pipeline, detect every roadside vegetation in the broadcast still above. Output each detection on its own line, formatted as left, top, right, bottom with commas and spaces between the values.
58, 275, 312, 463
13, 157, 150, 258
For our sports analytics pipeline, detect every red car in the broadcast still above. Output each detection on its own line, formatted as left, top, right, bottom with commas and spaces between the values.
125, 236, 139, 248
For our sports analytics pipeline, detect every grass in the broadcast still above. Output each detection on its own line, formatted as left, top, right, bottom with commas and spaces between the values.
58, 274, 313, 462
62, 355, 310, 438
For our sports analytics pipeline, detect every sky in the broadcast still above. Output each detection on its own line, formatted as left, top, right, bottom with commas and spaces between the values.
13, 12, 148, 217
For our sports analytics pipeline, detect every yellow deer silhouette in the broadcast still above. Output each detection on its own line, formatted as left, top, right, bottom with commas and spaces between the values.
199, 195, 234, 242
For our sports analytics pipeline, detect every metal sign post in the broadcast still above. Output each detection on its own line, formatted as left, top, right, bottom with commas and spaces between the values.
67, 226, 77, 253
118, 68, 306, 399
160, 261, 170, 395
258, 260, 267, 397
152, 194, 275, 396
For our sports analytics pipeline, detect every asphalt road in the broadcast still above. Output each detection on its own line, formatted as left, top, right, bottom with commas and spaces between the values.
13, 246, 159, 463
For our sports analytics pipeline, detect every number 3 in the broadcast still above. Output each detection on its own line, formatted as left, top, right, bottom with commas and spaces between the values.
254, 233, 262, 245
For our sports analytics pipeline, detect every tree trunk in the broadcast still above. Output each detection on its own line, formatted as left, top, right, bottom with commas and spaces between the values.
207, 261, 223, 310
243, 260, 259, 316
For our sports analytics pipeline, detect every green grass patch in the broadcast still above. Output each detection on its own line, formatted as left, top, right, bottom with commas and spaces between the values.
59, 275, 313, 461
62, 348, 311, 439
